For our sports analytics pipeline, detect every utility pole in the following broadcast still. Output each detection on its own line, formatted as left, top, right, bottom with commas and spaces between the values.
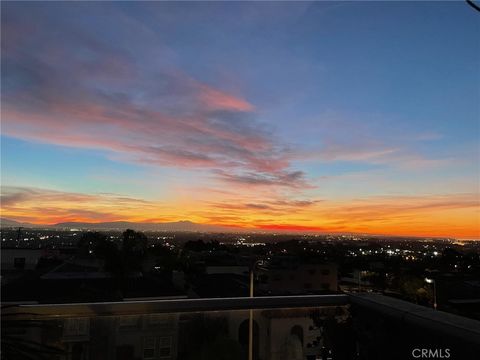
425, 277, 437, 310
249, 268, 254, 360
17, 227, 23, 242
249, 260, 262, 360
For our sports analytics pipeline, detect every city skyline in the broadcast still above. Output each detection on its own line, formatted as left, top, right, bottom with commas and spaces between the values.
1, 1, 479, 239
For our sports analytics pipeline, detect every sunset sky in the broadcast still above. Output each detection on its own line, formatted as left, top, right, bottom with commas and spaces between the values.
1, 1, 479, 239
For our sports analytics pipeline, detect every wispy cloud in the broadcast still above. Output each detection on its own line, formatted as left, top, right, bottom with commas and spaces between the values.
203, 192, 479, 238
0, 186, 162, 224
1, 3, 304, 189
1, 186, 478, 238
1, 187, 96, 207
320, 193, 479, 223
207, 198, 320, 214
214, 169, 312, 189
290, 111, 455, 170
313, 193, 480, 238
197, 83, 254, 112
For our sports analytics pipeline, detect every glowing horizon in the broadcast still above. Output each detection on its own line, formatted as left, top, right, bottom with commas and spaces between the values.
1, 2, 479, 239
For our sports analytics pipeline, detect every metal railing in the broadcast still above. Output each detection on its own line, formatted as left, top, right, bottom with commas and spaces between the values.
2, 294, 349, 318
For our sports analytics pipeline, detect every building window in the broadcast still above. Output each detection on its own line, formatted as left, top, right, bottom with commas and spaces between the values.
13, 257, 26, 270
143, 336, 156, 359
149, 314, 171, 326
159, 336, 172, 358
116, 345, 134, 360
71, 343, 88, 360
64, 318, 89, 336
321, 269, 330, 276
119, 315, 139, 328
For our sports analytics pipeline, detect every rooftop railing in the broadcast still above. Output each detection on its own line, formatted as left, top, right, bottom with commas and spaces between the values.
2, 294, 480, 360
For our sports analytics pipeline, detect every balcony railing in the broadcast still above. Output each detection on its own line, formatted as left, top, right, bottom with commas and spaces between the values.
2, 294, 480, 360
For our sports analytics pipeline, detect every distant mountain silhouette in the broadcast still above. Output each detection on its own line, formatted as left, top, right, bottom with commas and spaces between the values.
0, 218, 436, 239
53, 220, 238, 232
0, 217, 239, 232
0, 218, 42, 228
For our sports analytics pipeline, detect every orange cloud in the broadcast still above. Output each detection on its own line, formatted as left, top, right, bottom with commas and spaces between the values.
256, 224, 330, 232
1, 187, 478, 239
199, 193, 480, 239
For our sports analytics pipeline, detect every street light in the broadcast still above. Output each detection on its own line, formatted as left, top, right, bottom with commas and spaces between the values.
249, 260, 263, 360
425, 277, 437, 310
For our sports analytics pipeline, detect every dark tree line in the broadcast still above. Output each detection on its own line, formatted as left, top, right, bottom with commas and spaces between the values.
77, 229, 147, 277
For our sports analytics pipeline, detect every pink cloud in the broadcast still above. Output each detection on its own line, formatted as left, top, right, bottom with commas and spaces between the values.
1, 6, 306, 190
197, 83, 254, 112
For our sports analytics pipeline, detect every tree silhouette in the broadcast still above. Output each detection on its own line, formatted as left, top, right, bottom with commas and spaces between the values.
121, 229, 147, 272
77, 232, 108, 257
